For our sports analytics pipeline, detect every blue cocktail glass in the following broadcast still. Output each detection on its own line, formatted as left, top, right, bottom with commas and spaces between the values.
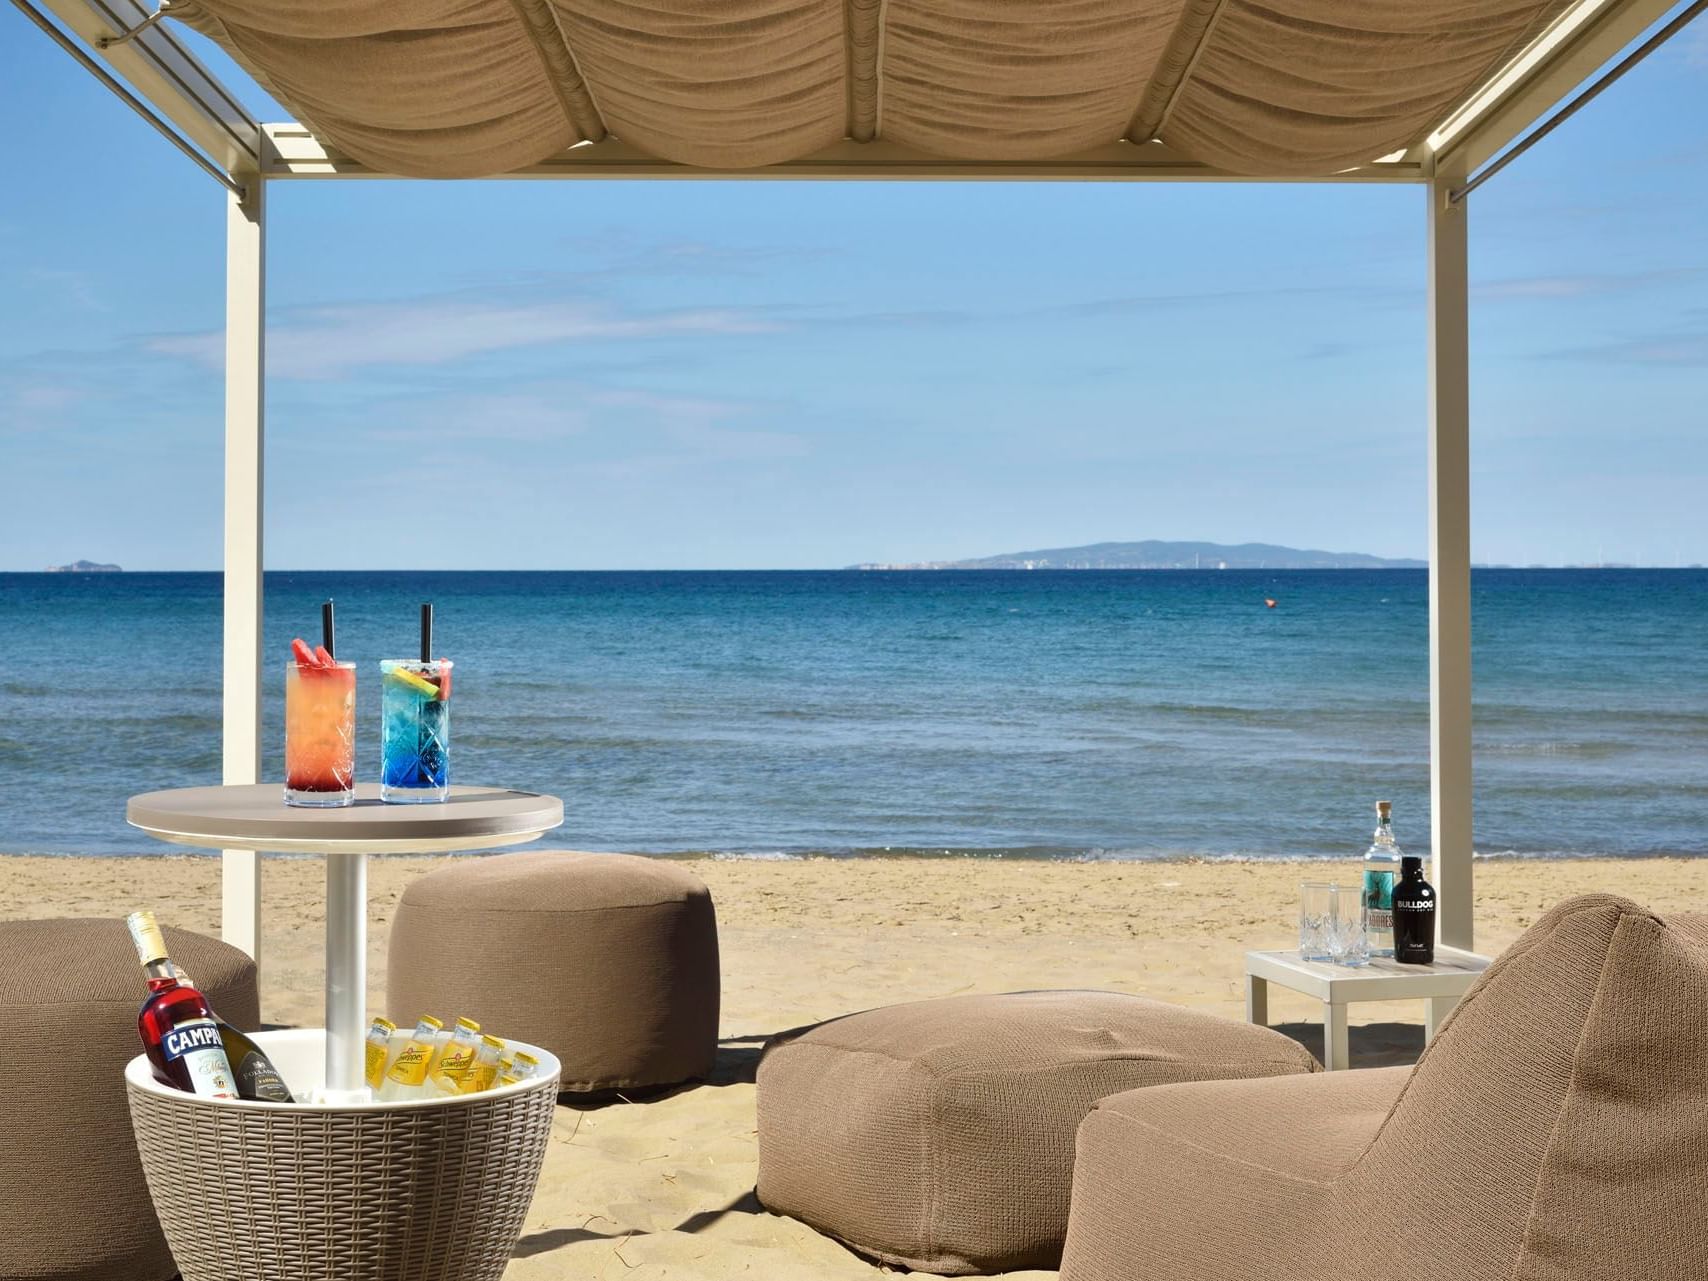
379, 659, 451, 803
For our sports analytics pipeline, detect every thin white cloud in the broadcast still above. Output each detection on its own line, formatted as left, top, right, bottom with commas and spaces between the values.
1687, 25, 1708, 70
145, 295, 782, 380
1475, 268, 1702, 301
365, 391, 591, 444
26, 268, 110, 314
589, 388, 749, 419
0, 382, 91, 434
1543, 333, 1708, 364
15, 384, 85, 411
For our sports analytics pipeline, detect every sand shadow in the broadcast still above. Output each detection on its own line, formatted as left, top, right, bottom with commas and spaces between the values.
1273, 1020, 1426, 1070
512, 1192, 764, 1260
512, 1215, 634, 1258
555, 1027, 816, 1107
673, 1190, 764, 1235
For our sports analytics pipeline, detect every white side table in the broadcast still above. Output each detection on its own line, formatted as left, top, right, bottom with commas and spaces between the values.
1244, 947, 1490, 1071
127, 783, 563, 1100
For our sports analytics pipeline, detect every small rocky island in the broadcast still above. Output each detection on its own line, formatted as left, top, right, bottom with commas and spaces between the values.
854, 540, 1425, 571
45, 559, 122, 573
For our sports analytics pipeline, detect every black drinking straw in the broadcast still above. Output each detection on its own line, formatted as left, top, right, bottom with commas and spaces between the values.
420, 602, 433, 663
321, 600, 335, 660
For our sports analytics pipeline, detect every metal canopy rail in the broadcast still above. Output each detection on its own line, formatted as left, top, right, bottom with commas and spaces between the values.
13, 0, 1704, 972
12, 0, 244, 195
1452, 0, 1708, 203
23, 0, 258, 176
93, 0, 165, 48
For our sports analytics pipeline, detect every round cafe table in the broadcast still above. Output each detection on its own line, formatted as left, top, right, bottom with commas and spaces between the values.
126, 783, 563, 1102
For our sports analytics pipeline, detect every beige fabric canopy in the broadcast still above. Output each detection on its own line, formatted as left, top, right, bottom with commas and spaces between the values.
170, 0, 1578, 179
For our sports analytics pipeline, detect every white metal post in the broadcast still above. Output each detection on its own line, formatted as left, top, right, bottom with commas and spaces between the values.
323, 853, 368, 1100
222, 177, 265, 966
1427, 177, 1474, 951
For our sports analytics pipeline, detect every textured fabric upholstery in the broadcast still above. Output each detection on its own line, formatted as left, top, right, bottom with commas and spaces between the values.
167, 1, 1576, 178
756, 989, 1320, 1274
1061, 895, 1708, 1281
387, 851, 720, 1092
0, 918, 258, 1281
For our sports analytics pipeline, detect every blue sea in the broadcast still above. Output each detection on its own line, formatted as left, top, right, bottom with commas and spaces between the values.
1, 569, 1705, 860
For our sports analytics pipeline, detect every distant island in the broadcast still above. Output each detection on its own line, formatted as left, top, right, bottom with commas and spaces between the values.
853, 540, 1426, 571
45, 560, 122, 573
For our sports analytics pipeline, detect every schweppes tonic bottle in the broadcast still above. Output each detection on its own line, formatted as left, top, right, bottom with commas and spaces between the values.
379, 1015, 443, 1101
500, 1050, 541, 1087
460, 1035, 507, 1094
364, 1017, 398, 1092
127, 910, 239, 1101
424, 1017, 482, 1097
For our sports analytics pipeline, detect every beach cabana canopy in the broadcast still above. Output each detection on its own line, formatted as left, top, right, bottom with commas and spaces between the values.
17, 0, 1704, 971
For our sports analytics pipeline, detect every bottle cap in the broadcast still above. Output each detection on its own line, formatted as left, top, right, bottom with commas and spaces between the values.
1375, 801, 1392, 819
514, 1051, 540, 1067
416, 1014, 444, 1033
126, 910, 168, 965
1401, 855, 1423, 872
454, 1016, 481, 1033
369, 1017, 397, 1035
480, 1035, 505, 1050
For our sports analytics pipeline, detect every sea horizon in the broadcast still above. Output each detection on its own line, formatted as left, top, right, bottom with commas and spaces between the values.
3, 567, 1705, 861
19, 564, 1708, 574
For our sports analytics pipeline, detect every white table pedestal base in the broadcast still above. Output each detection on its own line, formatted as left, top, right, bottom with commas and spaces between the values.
324, 852, 369, 1096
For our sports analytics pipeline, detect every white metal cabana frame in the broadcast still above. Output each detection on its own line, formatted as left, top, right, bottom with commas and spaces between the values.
14, 0, 1705, 976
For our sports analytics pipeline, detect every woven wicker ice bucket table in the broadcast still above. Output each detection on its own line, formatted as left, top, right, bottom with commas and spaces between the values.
126, 1029, 559, 1281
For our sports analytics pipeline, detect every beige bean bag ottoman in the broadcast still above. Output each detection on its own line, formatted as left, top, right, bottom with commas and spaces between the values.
0, 918, 259, 1281
387, 851, 720, 1092
756, 989, 1320, 1274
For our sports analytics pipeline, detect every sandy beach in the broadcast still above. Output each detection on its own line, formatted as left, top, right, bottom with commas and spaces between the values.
7, 852, 1702, 1279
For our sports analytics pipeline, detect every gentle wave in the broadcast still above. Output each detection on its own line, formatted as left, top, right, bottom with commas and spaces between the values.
681, 845, 1708, 863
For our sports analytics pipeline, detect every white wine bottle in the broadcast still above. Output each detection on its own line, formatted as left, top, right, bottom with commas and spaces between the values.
169, 963, 293, 1103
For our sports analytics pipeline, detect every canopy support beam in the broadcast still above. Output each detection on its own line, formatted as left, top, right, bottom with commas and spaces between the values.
1431, 0, 1677, 175
28, 0, 260, 176
1427, 175, 1474, 951
1450, 0, 1708, 203
260, 128, 1425, 183
221, 177, 265, 967
13, 0, 246, 195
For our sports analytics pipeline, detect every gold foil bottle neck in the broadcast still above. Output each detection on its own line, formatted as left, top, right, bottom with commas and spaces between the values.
126, 910, 168, 965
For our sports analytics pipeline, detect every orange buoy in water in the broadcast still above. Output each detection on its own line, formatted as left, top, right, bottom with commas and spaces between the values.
1264, 598, 1277, 608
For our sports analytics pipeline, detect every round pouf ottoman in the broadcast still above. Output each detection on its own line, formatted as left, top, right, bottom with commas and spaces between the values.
0, 917, 259, 1281
757, 989, 1321, 1275
387, 851, 720, 1092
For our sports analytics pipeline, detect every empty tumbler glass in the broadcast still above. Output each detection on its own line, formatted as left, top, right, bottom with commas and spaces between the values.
1299, 882, 1335, 961
1325, 885, 1370, 968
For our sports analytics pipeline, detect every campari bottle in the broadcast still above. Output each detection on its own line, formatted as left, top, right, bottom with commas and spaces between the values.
127, 911, 239, 1100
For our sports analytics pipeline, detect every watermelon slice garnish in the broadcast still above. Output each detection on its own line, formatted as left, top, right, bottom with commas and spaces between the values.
314, 645, 335, 667
290, 638, 318, 669
434, 663, 451, 700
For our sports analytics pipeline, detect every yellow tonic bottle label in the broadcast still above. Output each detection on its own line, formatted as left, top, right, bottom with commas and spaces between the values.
365, 1040, 389, 1089
387, 1041, 432, 1087
432, 1043, 477, 1089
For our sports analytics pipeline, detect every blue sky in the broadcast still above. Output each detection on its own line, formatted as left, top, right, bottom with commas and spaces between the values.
2, 13, 1706, 571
